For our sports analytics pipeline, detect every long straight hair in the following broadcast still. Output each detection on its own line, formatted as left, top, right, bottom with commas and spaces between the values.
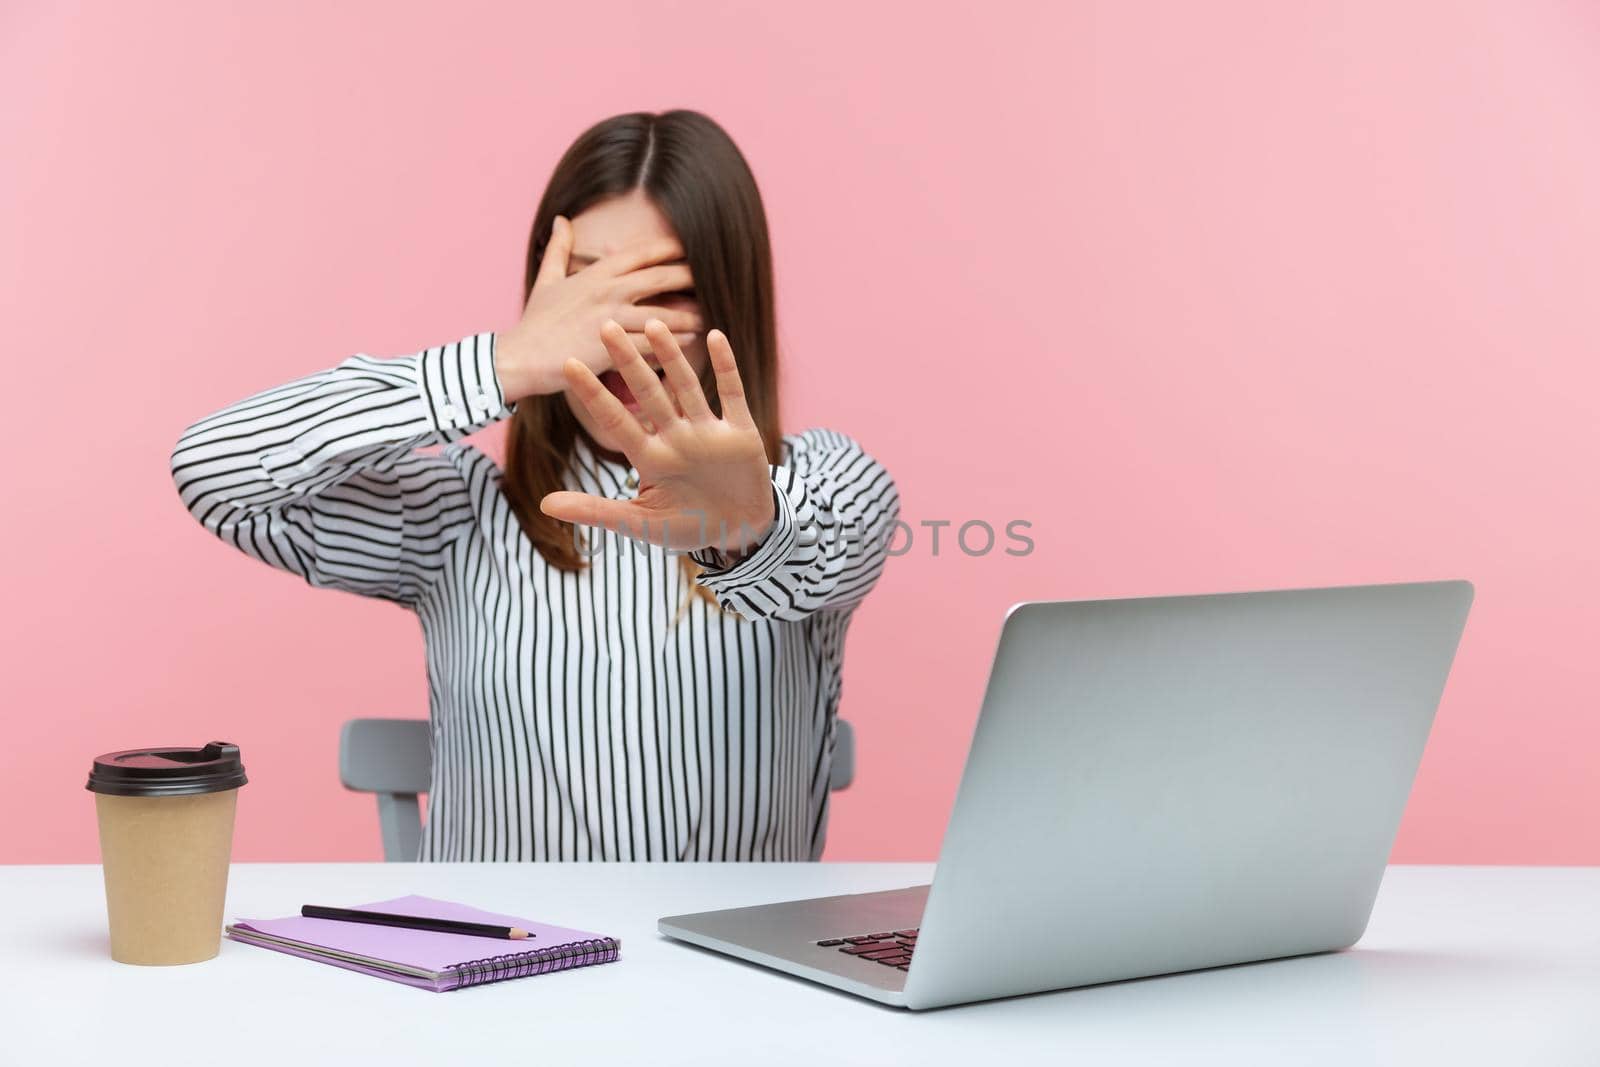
501, 110, 783, 596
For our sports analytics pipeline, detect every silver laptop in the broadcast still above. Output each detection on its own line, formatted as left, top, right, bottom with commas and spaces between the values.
659, 579, 1475, 1009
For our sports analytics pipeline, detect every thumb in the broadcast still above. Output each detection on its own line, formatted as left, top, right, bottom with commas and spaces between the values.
540, 490, 646, 535
532, 215, 572, 290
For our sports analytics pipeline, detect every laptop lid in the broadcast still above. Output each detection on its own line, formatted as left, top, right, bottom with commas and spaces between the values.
904, 579, 1474, 1009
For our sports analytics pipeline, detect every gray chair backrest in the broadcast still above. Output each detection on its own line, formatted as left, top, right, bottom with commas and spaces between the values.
340, 716, 857, 861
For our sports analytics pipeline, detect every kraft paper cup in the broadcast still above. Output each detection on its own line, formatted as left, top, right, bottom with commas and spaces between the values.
86, 742, 247, 965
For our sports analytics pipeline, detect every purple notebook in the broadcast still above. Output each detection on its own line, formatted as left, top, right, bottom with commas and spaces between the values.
225, 895, 620, 992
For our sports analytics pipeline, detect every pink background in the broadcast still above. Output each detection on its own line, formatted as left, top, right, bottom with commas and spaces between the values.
3, 2, 1596, 865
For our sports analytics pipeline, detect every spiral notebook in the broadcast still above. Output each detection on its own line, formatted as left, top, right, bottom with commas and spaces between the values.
225, 895, 621, 991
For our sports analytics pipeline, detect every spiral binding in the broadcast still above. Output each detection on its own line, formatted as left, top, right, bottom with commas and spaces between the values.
444, 936, 622, 989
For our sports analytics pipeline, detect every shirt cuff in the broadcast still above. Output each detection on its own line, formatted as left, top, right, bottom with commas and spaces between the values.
418, 331, 512, 436
689, 468, 812, 602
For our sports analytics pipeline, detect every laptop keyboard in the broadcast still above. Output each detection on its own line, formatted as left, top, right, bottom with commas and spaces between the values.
815, 928, 918, 970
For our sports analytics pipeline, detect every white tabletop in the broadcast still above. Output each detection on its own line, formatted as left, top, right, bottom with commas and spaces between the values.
5, 863, 1597, 1065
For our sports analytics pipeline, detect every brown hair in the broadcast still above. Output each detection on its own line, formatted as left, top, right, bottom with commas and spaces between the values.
501, 110, 783, 590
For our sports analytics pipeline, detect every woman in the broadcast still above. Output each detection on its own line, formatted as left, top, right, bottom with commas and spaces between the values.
170, 110, 899, 862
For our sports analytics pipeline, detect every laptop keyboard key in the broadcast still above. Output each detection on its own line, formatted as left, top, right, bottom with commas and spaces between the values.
828, 928, 923, 966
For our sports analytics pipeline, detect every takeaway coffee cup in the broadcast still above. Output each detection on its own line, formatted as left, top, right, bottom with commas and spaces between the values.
85, 741, 247, 965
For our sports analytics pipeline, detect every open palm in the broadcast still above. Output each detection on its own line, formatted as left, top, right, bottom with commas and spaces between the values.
539, 319, 775, 554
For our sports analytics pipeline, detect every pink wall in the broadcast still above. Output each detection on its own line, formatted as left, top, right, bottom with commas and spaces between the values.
3, 1, 1596, 865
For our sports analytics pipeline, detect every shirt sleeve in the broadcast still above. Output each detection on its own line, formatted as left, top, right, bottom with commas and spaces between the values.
169, 331, 513, 607
688, 428, 900, 621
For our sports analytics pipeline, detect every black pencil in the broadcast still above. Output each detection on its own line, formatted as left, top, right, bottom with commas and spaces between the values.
301, 905, 535, 940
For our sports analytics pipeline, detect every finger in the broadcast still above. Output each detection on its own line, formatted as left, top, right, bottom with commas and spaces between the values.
539, 492, 662, 541
707, 329, 754, 427
611, 304, 703, 334
595, 236, 685, 278
600, 320, 678, 429
647, 319, 712, 421
561, 356, 649, 456
614, 264, 694, 303
532, 215, 573, 289
619, 330, 697, 359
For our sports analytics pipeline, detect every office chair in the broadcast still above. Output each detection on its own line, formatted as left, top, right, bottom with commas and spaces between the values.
341, 716, 859, 861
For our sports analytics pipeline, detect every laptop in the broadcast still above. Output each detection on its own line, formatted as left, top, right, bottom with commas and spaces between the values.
658, 579, 1475, 1009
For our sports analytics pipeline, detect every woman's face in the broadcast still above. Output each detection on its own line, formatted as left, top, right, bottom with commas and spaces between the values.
563, 187, 707, 457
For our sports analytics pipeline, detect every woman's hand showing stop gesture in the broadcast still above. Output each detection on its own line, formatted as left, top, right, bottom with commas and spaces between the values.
539, 319, 776, 556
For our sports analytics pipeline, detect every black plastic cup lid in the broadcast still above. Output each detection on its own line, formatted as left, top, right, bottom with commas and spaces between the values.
86, 741, 248, 798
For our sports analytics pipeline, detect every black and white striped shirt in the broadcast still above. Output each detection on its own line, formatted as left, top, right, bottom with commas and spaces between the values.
170, 331, 899, 861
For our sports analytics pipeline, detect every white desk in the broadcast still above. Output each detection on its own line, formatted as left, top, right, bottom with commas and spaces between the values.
4, 863, 1596, 1065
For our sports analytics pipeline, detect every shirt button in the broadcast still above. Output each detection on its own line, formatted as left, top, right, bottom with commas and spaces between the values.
440, 403, 460, 423
469, 391, 493, 411
625, 472, 639, 489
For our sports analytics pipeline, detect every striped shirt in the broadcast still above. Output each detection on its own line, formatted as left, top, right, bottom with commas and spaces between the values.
169, 331, 899, 861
